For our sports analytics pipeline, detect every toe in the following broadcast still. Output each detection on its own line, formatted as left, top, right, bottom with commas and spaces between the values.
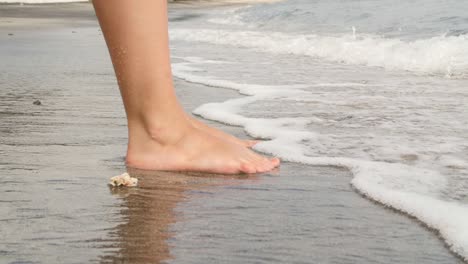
255, 164, 270, 173
240, 163, 257, 174
245, 140, 259, 148
270, 157, 280, 167
255, 159, 272, 173
257, 157, 280, 172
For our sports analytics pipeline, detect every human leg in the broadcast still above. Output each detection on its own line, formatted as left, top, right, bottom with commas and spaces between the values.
92, 0, 279, 173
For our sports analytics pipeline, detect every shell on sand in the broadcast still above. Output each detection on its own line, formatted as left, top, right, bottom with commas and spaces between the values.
109, 172, 138, 187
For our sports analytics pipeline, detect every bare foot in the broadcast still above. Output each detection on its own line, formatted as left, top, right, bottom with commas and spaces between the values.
188, 115, 258, 148
126, 124, 280, 174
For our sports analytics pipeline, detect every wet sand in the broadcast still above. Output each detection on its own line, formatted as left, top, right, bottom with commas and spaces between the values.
0, 3, 465, 264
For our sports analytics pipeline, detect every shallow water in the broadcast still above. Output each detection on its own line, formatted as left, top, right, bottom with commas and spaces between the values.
0, 2, 466, 264
169, 1, 468, 261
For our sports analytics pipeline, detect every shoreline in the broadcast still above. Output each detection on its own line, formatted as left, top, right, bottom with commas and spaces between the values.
0, 3, 465, 264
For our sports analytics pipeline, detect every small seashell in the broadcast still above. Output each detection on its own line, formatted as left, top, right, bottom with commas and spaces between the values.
109, 172, 138, 187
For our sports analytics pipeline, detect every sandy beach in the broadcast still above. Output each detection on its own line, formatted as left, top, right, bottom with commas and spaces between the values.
0, 2, 466, 263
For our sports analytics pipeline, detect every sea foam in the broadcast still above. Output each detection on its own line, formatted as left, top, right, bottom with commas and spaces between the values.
173, 59, 468, 261
171, 28, 468, 77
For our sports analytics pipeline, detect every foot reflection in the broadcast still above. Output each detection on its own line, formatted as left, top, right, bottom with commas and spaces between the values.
100, 169, 260, 263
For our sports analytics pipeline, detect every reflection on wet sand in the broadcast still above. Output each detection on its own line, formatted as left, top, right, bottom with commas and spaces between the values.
101, 169, 260, 263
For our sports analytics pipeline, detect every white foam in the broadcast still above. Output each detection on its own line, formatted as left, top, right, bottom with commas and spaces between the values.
170, 28, 468, 77
172, 60, 468, 260
439, 155, 468, 169
207, 7, 247, 26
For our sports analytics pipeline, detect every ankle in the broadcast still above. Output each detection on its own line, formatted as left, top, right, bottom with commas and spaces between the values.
125, 116, 197, 169
128, 113, 191, 146
145, 120, 191, 145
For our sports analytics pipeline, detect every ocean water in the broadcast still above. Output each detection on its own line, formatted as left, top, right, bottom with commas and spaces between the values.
1, 1, 467, 263
168, 0, 468, 261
